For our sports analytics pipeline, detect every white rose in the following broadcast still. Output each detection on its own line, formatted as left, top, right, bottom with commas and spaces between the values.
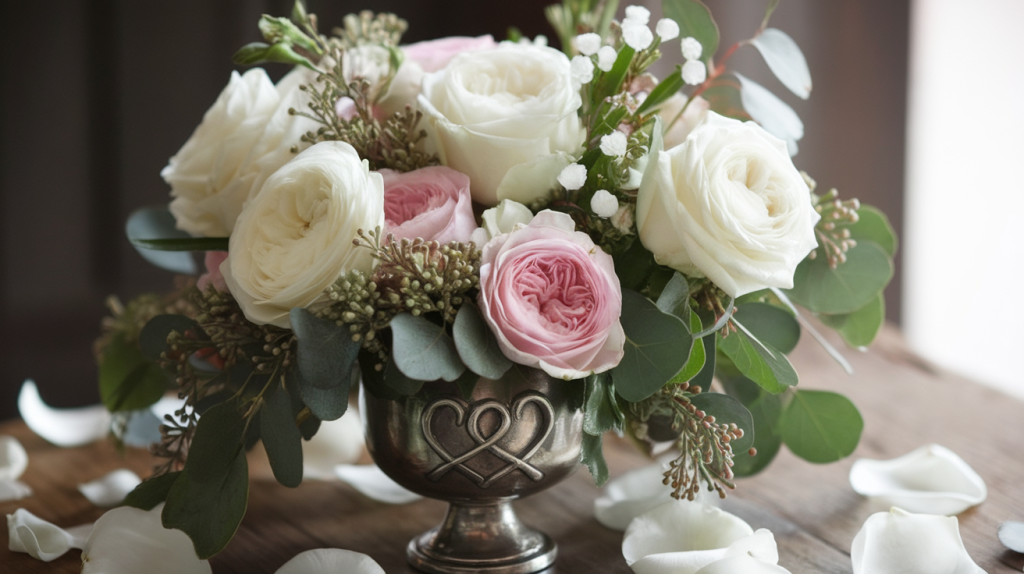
636, 112, 819, 297
418, 42, 586, 206
221, 141, 384, 328
468, 199, 536, 246
161, 68, 316, 237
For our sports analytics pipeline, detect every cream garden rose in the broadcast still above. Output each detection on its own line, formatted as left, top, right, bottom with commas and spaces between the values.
162, 68, 316, 237
418, 42, 586, 206
221, 141, 384, 328
636, 112, 819, 297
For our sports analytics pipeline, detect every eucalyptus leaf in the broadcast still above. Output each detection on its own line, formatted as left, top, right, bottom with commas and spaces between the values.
384, 357, 427, 395
716, 321, 797, 394
290, 308, 361, 390
581, 431, 609, 486
612, 290, 692, 402
613, 239, 657, 291
671, 311, 706, 383
819, 293, 885, 348
849, 205, 898, 257
655, 272, 690, 319
125, 206, 199, 274
122, 471, 181, 511
662, 0, 719, 62
390, 313, 465, 382
583, 373, 620, 435
689, 392, 754, 455
162, 448, 248, 559
636, 68, 684, 116
359, 353, 402, 401
260, 385, 304, 488
720, 376, 783, 476
99, 334, 167, 413
734, 302, 799, 354
593, 45, 635, 103
785, 241, 893, 315
453, 302, 512, 380
129, 237, 230, 252
690, 332, 716, 390
183, 400, 246, 481
750, 28, 812, 99
139, 314, 202, 362
295, 363, 352, 422
734, 72, 803, 156
780, 389, 863, 463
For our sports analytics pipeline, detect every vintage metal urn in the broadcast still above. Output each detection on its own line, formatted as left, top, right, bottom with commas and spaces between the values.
361, 365, 584, 574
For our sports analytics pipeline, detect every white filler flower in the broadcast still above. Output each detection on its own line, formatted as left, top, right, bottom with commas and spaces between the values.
600, 131, 628, 157
656, 18, 680, 41
591, 189, 620, 218
576, 32, 602, 56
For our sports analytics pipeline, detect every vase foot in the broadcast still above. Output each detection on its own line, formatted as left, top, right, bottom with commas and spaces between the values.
406, 500, 557, 574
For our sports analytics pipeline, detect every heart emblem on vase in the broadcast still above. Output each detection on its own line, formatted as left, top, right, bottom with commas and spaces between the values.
421, 391, 555, 488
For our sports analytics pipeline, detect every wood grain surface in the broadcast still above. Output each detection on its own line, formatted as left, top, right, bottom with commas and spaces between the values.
2, 326, 1023, 573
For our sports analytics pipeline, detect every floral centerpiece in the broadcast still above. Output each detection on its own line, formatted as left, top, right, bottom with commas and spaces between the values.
95, 0, 896, 562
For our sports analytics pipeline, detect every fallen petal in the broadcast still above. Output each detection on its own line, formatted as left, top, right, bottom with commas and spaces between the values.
81, 505, 211, 574
851, 507, 986, 574
6, 508, 82, 561
0, 480, 33, 502
594, 462, 676, 531
334, 464, 421, 504
0, 435, 28, 481
78, 469, 142, 507
623, 500, 779, 574
18, 380, 111, 447
998, 521, 1024, 553
695, 554, 794, 573
275, 548, 385, 574
303, 410, 365, 479
849, 444, 986, 515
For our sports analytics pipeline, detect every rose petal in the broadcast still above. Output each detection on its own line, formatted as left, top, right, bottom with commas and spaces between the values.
275, 548, 385, 574
694, 554, 793, 574
849, 444, 987, 515
851, 507, 985, 574
334, 464, 422, 504
998, 521, 1024, 553
302, 410, 365, 480
18, 380, 111, 447
78, 469, 142, 507
594, 462, 676, 531
81, 505, 211, 574
6, 508, 85, 561
0, 435, 28, 481
0, 480, 32, 502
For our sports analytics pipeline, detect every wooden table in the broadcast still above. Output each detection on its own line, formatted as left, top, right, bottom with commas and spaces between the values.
3, 326, 1024, 573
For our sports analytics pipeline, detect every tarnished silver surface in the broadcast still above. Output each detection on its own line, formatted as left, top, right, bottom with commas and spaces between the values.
361, 366, 584, 574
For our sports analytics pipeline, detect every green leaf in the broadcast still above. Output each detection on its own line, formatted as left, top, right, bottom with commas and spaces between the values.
785, 241, 893, 315
163, 449, 248, 559
702, 75, 750, 121
258, 15, 321, 55
671, 311, 706, 383
734, 302, 800, 354
290, 308, 361, 390
453, 302, 512, 380
99, 334, 167, 412
689, 392, 754, 455
295, 363, 353, 421
750, 28, 811, 99
581, 432, 609, 486
691, 331, 716, 390
129, 237, 230, 252
359, 353, 402, 401
780, 389, 863, 463
583, 373, 620, 435
125, 206, 200, 274
734, 72, 803, 155
122, 471, 181, 511
720, 376, 783, 476
612, 290, 692, 402
662, 0, 719, 62
232, 41, 317, 71
716, 322, 797, 394
182, 401, 246, 481
613, 239, 657, 291
655, 272, 690, 319
593, 45, 635, 103
139, 314, 202, 362
384, 357, 427, 395
260, 385, 303, 488
637, 68, 684, 116
819, 293, 885, 348
849, 205, 898, 257
389, 313, 465, 382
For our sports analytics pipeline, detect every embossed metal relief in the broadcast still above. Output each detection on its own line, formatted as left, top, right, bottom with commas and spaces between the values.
422, 391, 554, 488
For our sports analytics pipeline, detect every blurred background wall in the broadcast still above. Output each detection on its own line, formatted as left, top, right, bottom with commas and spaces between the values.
0, 0, 909, 422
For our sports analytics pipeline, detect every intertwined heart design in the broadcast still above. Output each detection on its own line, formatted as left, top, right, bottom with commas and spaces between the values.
421, 391, 555, 488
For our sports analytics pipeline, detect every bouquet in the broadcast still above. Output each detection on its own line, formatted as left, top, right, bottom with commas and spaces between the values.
95, 0, 896, 559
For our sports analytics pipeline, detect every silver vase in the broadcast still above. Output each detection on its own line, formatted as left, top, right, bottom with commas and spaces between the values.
360, 365, 584, 574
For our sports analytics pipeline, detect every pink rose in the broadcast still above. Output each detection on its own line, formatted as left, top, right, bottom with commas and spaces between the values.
197, 251, 229, 293
403, 35, 498, 73
382, 166, 477, 244
478, 210, 625, 380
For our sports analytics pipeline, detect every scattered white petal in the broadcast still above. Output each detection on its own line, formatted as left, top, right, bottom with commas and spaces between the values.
18, 380, 111, 447
597, 46, 618, 72
622, 500, 780, 574
303, 409, 365, 480
998, 521, 1024, 553
571, 55, 596, 84
681, 60, 707, 85
0, 480, 32, 501
534, 35, 549, 47
78, 469, 142, 507
275, 548, 385, 574
82, 505, 211, 574
695, 554, 793, 573
576, 33, 602, 56
851, 508, 985, 574
591, 190, 620, 218
622, 22, 654, 51
557, 163, 588, 191
600, 131, 628, 157
624, 5, 651, 25
335, 464, 422, 504
0, 435, 28, 481
595, 462, 675, 531
6, 508, 86, 562
656, 19, 679, 41
681, 37, 703, 61
849, 444, 987, 515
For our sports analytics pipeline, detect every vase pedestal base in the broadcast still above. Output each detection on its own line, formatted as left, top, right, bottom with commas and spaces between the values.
406, 500, 556, 574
